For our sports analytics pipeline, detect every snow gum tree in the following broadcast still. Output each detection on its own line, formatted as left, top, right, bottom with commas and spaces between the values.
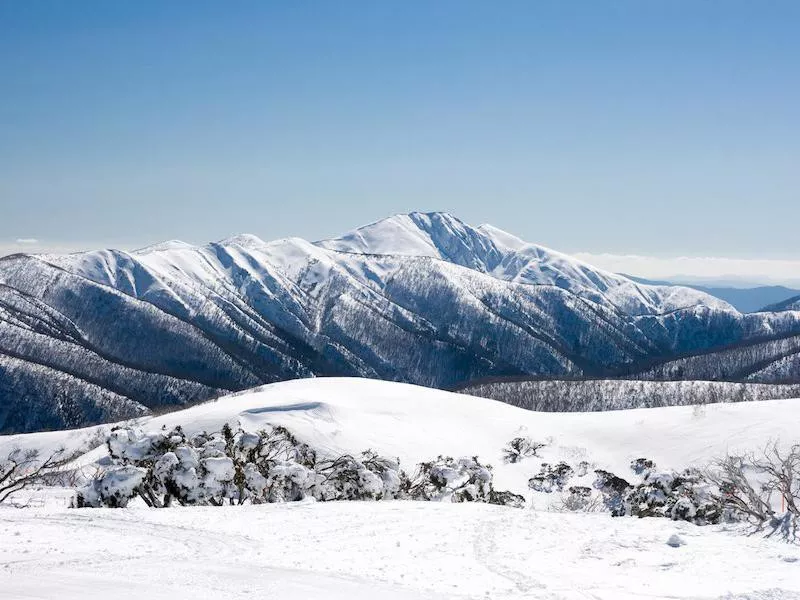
77, 424, 525, 509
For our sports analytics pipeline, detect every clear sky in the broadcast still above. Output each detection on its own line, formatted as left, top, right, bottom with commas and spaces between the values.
1, 1, 798, 279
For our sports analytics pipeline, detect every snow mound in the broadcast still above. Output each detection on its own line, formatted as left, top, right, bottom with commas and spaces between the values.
4, 377, 800, 499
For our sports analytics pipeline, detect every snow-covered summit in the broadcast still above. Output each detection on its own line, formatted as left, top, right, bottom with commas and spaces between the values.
3, 212, 800, 434
317, 211, 731, 314
132, 239, 195, 255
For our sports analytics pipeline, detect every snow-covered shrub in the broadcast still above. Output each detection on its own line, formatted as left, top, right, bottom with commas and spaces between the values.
200, 455, 236, 504
75, 465, 147, 508
589, 463, 723, 524
225, 424, 318, 503
107, 426, 179, 463
79, 424, 410, 507
593, 469, 632, 516
630, 458, 656, 475
152, 447, 201, 506
528, 462, 574, 493
405, 456, 493, 502
315, 451, 405, 502
625, 468, 723, 525
553, 486, 600, 512
360, 451, 405, 499
105, 426, 188, 507
502, 437, 546, 464
78, 424, 527, 510
488, 488, 527, 508
79, 425, 248, 507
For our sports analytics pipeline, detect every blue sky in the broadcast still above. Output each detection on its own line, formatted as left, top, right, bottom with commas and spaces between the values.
1, 1, 798, 277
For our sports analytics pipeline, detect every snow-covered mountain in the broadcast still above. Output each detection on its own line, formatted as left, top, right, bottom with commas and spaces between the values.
762, 294, 800, 313
2, 211, 800, 433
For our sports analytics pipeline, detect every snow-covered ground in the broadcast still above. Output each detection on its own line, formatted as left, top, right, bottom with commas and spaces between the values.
2, 502, 799, 599
2, 378, 800, 598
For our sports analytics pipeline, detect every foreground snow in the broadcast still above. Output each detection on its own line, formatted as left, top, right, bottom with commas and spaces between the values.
1, 501, 798, 600
3, 378, 800, 598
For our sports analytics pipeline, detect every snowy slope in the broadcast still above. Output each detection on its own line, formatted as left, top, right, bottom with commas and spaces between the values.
2, 502, 799, 600
4, 377, 800, 497
4, 212, 800, 433
2, 378, 800, 600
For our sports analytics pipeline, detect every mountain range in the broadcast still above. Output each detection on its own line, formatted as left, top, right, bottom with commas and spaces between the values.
622, 275, 800, 314
2, 211, 800, 433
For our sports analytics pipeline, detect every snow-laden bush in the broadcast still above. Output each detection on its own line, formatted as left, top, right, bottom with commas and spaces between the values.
403, 455, 525, 506
404, 456, 493, 502
630, 458, 656, 475
625, 468, 723, 525
76, 465, 147, 508
488, 488, 527, 508
553, 486, 602, 512
585, 461, 725, 524
223, 424, 317, 504
78, 426, 241, 507
315, 451, 405, 501
592, 469, 632, 516
502, 437, 546, 464
77, 424, 524, 509
528, 462, 574, 493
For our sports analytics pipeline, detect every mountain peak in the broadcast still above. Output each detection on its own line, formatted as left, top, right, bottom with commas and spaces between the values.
132, 240, 194, 255
476, 223, 527, 251
216, 233, 268, 249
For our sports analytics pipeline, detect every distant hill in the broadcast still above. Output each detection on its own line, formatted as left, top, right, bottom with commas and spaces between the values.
761, 294, 800, 313
457, 378, 800, 412
623, 275, 800, 313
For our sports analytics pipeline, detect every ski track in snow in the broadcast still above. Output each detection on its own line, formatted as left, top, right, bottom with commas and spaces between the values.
1, 502, 800, 600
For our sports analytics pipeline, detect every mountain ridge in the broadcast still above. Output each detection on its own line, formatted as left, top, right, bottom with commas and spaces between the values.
2, 211, 800, 433
623, 273, 800, 313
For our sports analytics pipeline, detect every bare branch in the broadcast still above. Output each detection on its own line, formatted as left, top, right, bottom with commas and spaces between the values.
0, 446, 77, 504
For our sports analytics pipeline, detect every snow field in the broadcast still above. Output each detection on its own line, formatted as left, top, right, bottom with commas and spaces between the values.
1, 501, 799, 599
2, 378, 800, 598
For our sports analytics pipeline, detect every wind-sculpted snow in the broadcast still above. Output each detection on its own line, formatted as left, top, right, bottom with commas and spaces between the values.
3, 212, 800, 433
